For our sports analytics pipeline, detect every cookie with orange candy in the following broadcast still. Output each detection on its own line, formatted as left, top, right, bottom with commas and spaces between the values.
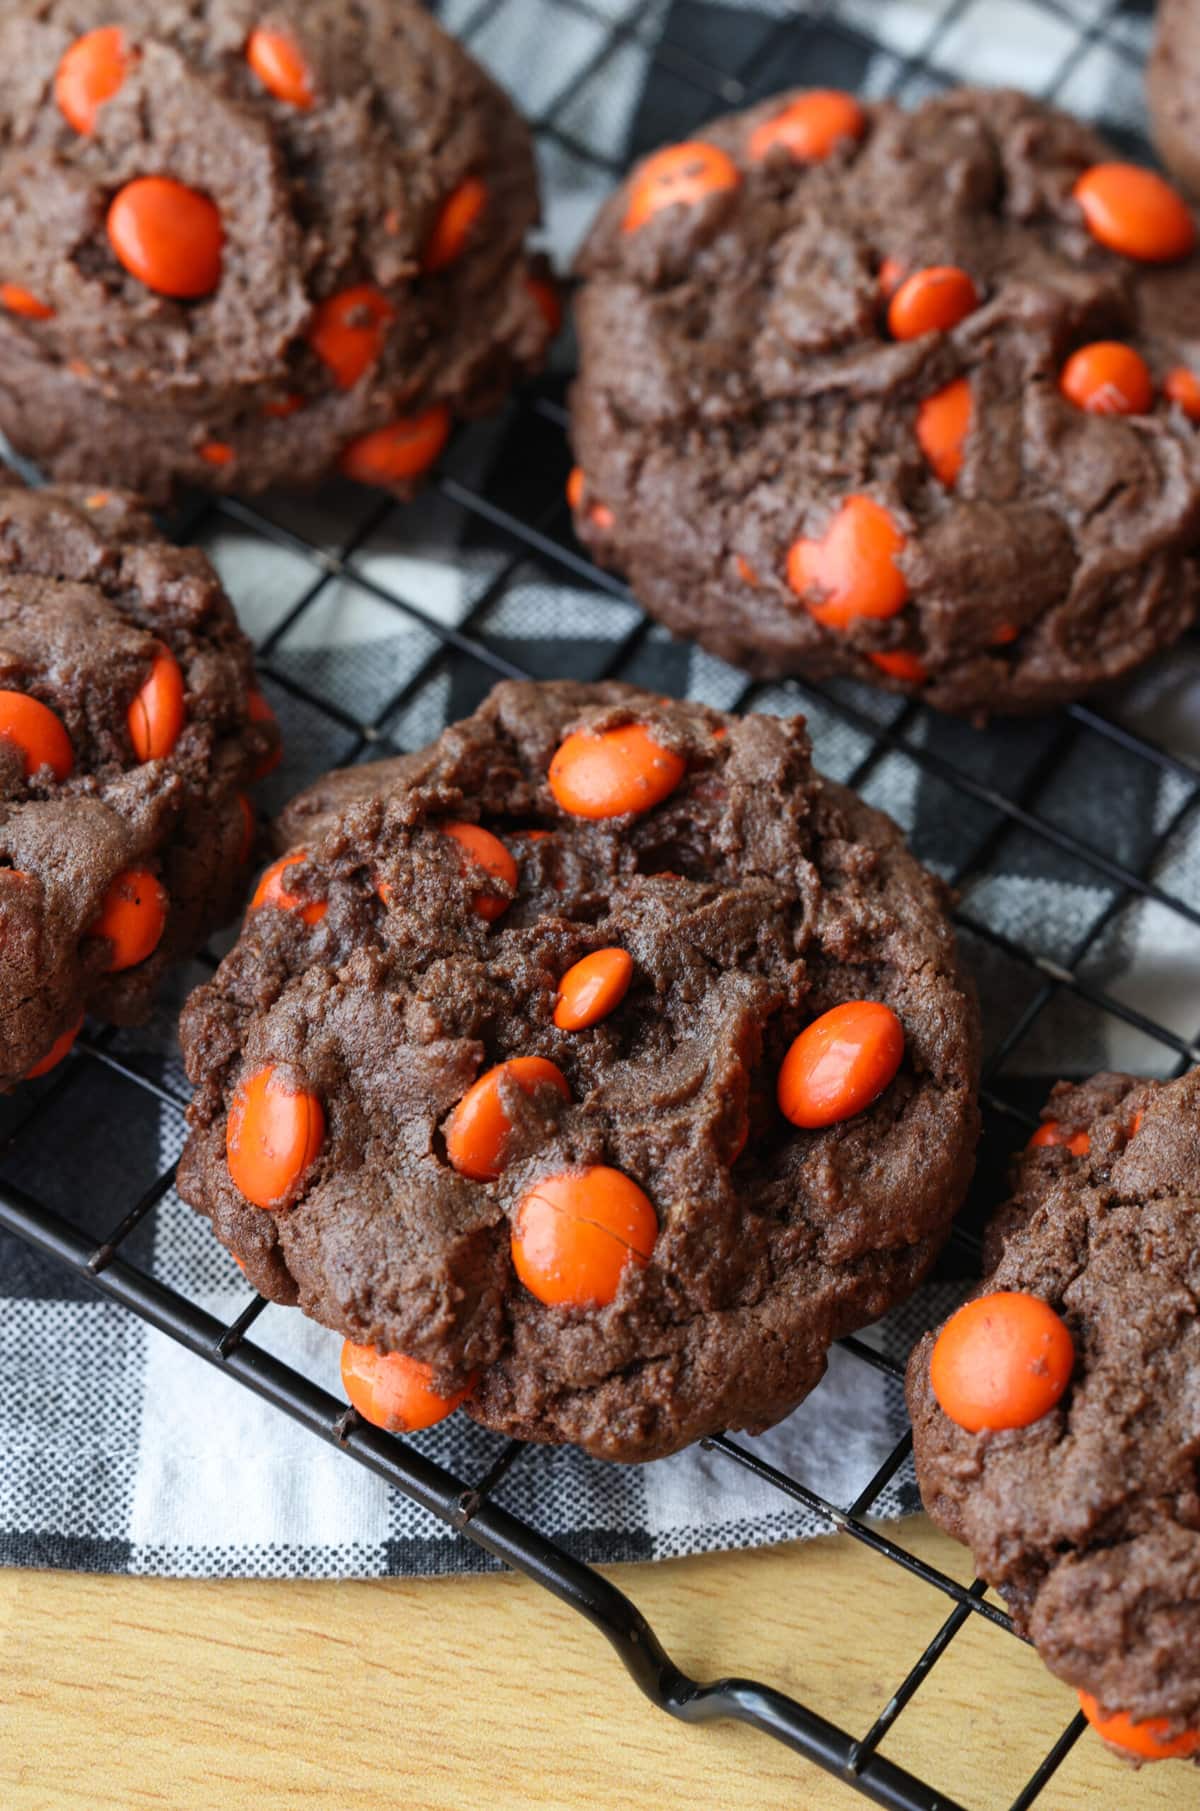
570, 86, 1200, 715
0, 1, 551, 501
177, 679, 980, 1462
0, 479, 278, 1086
907, 1068, 1200, 1762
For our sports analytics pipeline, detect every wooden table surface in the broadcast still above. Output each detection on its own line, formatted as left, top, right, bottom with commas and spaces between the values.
2, 1516, 1194, 1811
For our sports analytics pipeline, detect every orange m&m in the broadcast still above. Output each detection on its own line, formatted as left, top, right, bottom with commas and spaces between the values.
441, 820, 518, 922
930, 1291, 1074, 1432
25, 1013, 85, 1080
747, 90, 866, 164
308, 284, 395, 389
1060, 342, 1152, 416
888, 266, 979, 340
870, 650, 926, 684
786, 495, 908, 631
424, 178, 487, 272
444, 1057, 570, 1182
226, 1063, 324, 1210
55, 26, 132, 135
250, 851, 327, 926
127, 647, 185, 762
1165, 366, 1200, 420
916, 376, 972, 486
623, 142, 739, 233
1028, 1119, 1090, 1157
246, 25, 314, 108
777, 1000, 904, 1128
512, 1166, 657, 1309
340, 1342, 475, 1434
1073, 163, 1195, 263
339, 406, 451, 486
0, 691, 73, 781
88, 867, 167, 971
554, 948, 633, 1031
549, 724, 684, 820
107, 178, 223, 299
1077, 1693, 1200, 1762
877, 255, 906, 300
0, 284, 54, 321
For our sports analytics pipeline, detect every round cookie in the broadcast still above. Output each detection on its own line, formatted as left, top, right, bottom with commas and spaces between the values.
0, 1, 551, 501
1149, 0, 1200, 200
177, 678, 981, 1463
0, 479, 279, 1086
907, 1070, 1200, 1758
569, 86, 1200, 717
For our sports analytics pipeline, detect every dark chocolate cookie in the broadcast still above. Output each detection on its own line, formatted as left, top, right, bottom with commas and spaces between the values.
907, 1070, 1200, 1763
570, 86, 1200, 716
177, 679, 980, 1463
0, 1, 551, 501
1149, 0, 1200, 200
0, 479, 279, 1085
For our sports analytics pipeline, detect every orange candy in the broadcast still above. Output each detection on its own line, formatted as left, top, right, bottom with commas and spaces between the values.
1, 284, 54, 321
1060, 341, 1153, 416
226, 1063, 324, 1210
549, 723, 685, 820
877, 255, 906, 300
25, 1013, 84, 1080
512, 1166, 657, 1309
554, 948, 634, 1031
127, 647, 185, 762
246, 25, 314, 108
1077, 1693, 1200, 1762
441, 820, 518, 922
444, 1056, 570, 1182
888, 266, 979, 340
1029, 1119, 1090, 1157
777, 1000, 904, 1129
107, 177, 223, 299
526, 273, 562, 337
786, 495, 908, 631
623, 141, 740, 233
1164, 366, 1200, 421
1073, 163, 1195, 264
88, 866, 167, 971
308, 284, 395, 389
991, 622, 1020, 647
55, 26, 131, 135
263, 392, 304, 420
250, 851, 327, 926
869, 649, 926, 684
247, 686, 282, 777
930, 1290, 1075, 1432
748, 90, 866, 164
340, 1342, 474, 1434
424, 178, 487, 272
199, 440, 235, 467
0, 691, 73, 781
566, 466, 585, 511
339, 406, 451, 486
917, 376, 972, 486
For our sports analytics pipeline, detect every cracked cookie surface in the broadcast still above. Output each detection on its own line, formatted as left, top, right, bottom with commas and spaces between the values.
0, 0, 549, 500
907, 1068, 1200, 1741
0, 480, 277, 1084
570, 86, 1200, 715
178, 679, 980, 1462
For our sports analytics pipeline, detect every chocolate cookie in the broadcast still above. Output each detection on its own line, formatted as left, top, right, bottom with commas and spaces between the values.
569, 86, 1200, 717
907, 1070, 1200, 1763
0, 1, 551, 501
177, 679, 980, 1463
1149, 0, 1200, 200
0, 480, 278, 1086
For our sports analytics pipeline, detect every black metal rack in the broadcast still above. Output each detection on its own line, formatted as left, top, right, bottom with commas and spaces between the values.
2, 3, 1197, 1807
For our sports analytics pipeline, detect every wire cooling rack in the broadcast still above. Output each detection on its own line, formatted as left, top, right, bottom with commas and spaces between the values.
3, 2, 1199, 1807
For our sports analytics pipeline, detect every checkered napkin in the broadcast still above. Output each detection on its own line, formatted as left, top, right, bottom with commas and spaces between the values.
4, 0, 1200, 1579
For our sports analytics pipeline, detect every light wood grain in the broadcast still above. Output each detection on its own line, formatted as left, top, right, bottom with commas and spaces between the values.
1, 1519, 1194, 1811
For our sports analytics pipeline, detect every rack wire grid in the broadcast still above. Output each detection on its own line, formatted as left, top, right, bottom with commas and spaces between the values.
3, 1, 1199, 1807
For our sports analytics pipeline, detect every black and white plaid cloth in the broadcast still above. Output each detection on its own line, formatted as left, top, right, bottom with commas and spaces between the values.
3, 0, 1198, 1579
